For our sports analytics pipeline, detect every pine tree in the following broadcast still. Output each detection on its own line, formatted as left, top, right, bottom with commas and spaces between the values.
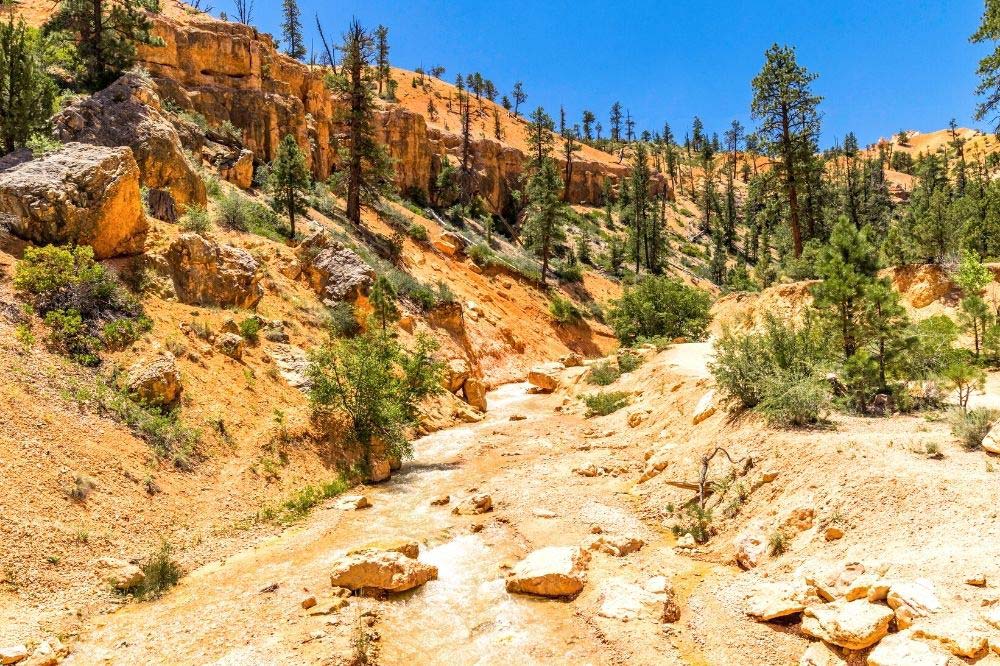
861, 280, 910, 391
526, 106, 555, 168
973, 0, 1000, 132
267, 135, 311, 238
581, 110, 596, 141
609, 102, 623, 142
511, 81, 526, 117
627, 142, 652, 273
812, 217, 879, 360
751, 44, 822, 258
956, 249, 994, 358
523, 158, 569, 285
44, 0, 163, 91
328, 19, 394, 225
374, 25, 390, 95
561, 114, 581, 202
369, 274, 399, 333
281, 0, 306, 60
0, 17, 56, 154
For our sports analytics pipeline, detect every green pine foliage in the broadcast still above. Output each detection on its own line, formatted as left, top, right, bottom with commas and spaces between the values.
608, 276, 712, 345
266, 135, 311, 238
0, 17, 57, 153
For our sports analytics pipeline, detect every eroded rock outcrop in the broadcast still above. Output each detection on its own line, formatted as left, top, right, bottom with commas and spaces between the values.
52, 72, 207, 209
165, 233, 263, 308
296, 232, 374, 305
0, 143, 147, 258
126, 353, 182, 407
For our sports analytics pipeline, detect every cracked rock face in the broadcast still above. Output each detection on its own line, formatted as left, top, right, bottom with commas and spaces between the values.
0, 143, 148, 258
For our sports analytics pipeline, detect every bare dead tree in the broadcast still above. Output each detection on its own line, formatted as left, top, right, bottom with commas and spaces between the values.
315, 14, 336, 74
698, 447, 753, 511
233, 0, 254, 25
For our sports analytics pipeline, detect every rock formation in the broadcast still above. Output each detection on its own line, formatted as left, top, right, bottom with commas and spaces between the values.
164, 233, 263, 308
0, 143, 147, 258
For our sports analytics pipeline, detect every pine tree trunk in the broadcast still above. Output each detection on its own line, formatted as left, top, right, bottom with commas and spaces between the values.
780, 102, 803, 258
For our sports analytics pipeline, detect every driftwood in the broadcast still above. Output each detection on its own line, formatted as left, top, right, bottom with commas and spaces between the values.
698, 447, 754, 511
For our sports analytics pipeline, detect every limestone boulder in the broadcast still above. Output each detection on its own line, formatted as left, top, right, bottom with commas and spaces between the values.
452, 493, 492, 515
165, 233, 263, 308
595, 577, 662, 621
505, 546, 590, 598
801, 598, 894, 650
296, 232, 374, 305
0, 143, 147, 258
586, 534, 645, 557
910, 613, 989, 658
867, 631, 951, 666
96, 556, 144, 591
886, 579, 941, 629
334, 495, 371, 511
638, 442, 675, 483
52, 73, 207, 208
214, 332, 244, 360
746, 580, 813, 621
463, 377, 488, 412
446, 358, 470, 393
528, 362, 565, 392
799, 642, 846, 666
268, 344, 311, 391
733, 524, 768, 570
126, 353, 182, 407
329, 549, 437, 593
692, 389, 717, 425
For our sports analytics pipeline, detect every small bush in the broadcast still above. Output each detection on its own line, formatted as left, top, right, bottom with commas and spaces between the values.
215, 191, 285, 240
238, 317, 261, 343
617, 352, 643, 374
549, 294, 582, 324
328, 302, 361, 338
131, 541, 182, 600
756, 374, 832, 427
67, 475, 96, 502
468, 242, 496, 267
587, 361, 621, 386
951, 407, 1000, 450
555, 261, 584, 283
768, 531, 786, 556
609, 276, 712, 345
581, 391, 630, 417
670, 505, 713, 544
204, 173, 222, 198
408, 223, 429, 242
15, 246, 148, 364
180, 204, 211, 233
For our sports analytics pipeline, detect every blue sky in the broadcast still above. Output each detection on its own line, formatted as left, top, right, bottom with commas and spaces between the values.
245, 0, 992, 147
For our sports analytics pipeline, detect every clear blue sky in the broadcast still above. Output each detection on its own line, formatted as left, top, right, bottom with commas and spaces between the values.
245, 0, 992, 147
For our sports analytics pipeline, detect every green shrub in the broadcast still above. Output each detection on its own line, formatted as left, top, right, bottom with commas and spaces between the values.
617, 351, 643, 373
756, 374, 832, 427
328, 302, 361, 338
587, 361, 621, 386
581, 391, 630, 417
549, 294, 582, 324
555, 261, 584, 283
215, 190, 284, 240
951, 407, 1000, 450
204, 173, 222, 198
180, 204, 211, 233
238, 317, 261, 343
670, 505, 713, 543
609, 276, 712, 345
468, 242, 496, 267
309, 332, 443, 464
127, 542, 182, 600
14, 245, 148, 364
408, 223, 429, 242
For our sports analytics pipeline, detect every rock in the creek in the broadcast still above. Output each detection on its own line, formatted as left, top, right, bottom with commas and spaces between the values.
527, 362, 565, 392
126, 353, 182, 407
351, 540, 420, 560
596, 577, 661, 621
506, 546, 590, 598
799, 641, 846, 666
0, 143, 147, 258
585, 534, 645, 557
733, 524, 768, 570
96, 556, 144, 591
370, 459, 391, 483
692, 389, 717, 425
334, 494, 371, 511
463, 377, 488, 412
800, 598, 894, 650
452, 493, 492, 515
329, 550, 437, 593
867, 631, 951, 666
0, 646, 28, 665
746, 580, 813, 621
675, 533, 696, 549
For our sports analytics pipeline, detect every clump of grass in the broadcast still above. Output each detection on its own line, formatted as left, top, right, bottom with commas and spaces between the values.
768, 531, 787, 556
581, 391, 630, 417
179, 204, 211, 233
238, 316, 261, 343
549, 294, 582, 324
254, 477, 350, 525
670, 505, 713, 544
617, 351, 643, 373
67, 475, 96, 502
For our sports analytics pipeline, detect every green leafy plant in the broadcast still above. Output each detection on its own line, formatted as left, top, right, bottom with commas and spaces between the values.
581, 391, 630, 417
587, 361, 621, 386
609, 276, 712, 345
179, 204, 211, 233
549, 294, 582, 324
